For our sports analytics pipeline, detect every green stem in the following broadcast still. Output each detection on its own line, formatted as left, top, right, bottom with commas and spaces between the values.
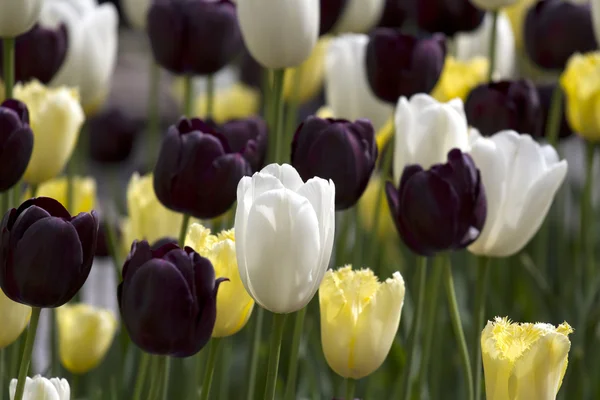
353, 206, 363, 267
50, 310, 60, 376
334, 211, 352, 266
12, 307, 41, 400
3, 37, 15, 99
147, 357, 163, 400
104, 218, 122, 279
30, 184, 38, 198
271, 69, 286, 164
264, 313, 287, 400
161, 357, 171, 400
283, 307, 307, 400
579, 143, 595, 296
183, 75, 195, 118
132, 353, 151, 400
246, 307, 264, 400
473, 257, 491, 400
487, 11, 498, 82
206, 75, 215, 120
1, 191, 8, 213
11, 182, 21, 208
545, 85, 563, 148
444, 257, 474, 400
178, 214, 191, 247
345, 378, 356, 400
148, 62, 161, 167
199, 339, 221, 400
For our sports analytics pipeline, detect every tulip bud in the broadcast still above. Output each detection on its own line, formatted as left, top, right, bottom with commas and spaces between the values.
537, 84, 572, 140
148, 0, 242, 75
468, 130, 567, 257
320, 0, 349, 35
0, 289, 31, 349
0, 99, 34, 192
291, 117, 377, 210
118, 241, 225, 356
465, 79, 542, 137
386, 149, 486, 256
319, 266, 405, 379
237, 0, 320, 69
219, 117, 268, 173
481, 317, 572, 400
122, 0, 151, 30
524, 0, 597, 71
417, 0, 485, 36
9, 376, 70, 400
26, 177, 97, 215
235, 164, 335, 314
377, 0, 408, 28
366, 29, 446, 104
88, 108, 139, 164
56, 303, 118, 374
0, 197, 99, 308
431, 56, 489, 103
0, 0, 43, 37
333, 0, 386, 33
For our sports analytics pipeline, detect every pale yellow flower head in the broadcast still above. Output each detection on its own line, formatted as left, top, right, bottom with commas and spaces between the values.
319, 266, 405, 379
0, 289, 31, 349
185, 223, 253, 338
283, 36, 330, 104
481, 317, 573, 400
56, 303, 118, 374
25, 176, 96, 214
560, 52, 600, 141
431, 56, 489, 103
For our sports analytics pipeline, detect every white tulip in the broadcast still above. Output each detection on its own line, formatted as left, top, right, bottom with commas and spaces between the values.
325, 34, 393, 132
468, 130, 568, 257
592, 0, 600, 46
0, 0, 43, 37
455, 12, 515, 80
122, 0, 151, 30
235, 164, 335, 314
237, 0, 319, 69
393, 93, 471, 184
332, 0, 385, 33
10, 376, 70, 400
469, 0, 517, 11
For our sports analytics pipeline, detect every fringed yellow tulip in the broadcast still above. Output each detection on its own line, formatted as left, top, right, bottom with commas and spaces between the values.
431, 56, 489, 103
560, 52, 600, 141
283, 37, 330, 104
56, 304, 118, 374
319, 266, 405, 379
0, 289, 31, 349
24, 176, 96, 214
358, 176, 395, 240
185, 82, 260, 124
185, 224, 254, 337
481, 317, 573, 400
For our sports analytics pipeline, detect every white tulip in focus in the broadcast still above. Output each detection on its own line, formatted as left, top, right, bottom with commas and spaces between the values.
39, 0, 119, 115
235, 164, 335, 314
455, 12, 515, 80
393, 93, 471, 184
468, 130, 568, 257
237, 0, 320, 69
10, 376, 70, 400
122, 0, 151, 30
0, 0, 43, 37
469, 0, 517, 11
332, 0, 385, 33
325, 34, 393, 132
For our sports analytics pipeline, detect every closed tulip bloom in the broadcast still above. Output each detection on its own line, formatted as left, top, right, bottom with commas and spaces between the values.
537, 83, 572, 139
366, 29, 447, 104
283, 37, 330, 105
386, 149, 486, 256
431, 56, 489, 102
481, 317, 573, 400
219, 117, 268, 173
26, 177, 96, 215
0, 99, 34, 192
468, 130, 567, 257
235, 164, 335, 314
56, 304, 118, 374
291, 117, 377, 210
194, 82, 261, 124
470, 0, 517, 11
320, 0, 349, 35
333, 0, 385, 33
418, 0, 485, 36
465, 79, 542, 137
118, 241, 225, 356
325, 34, 393, 132
9, 376, 70, 400
525, 0, 597, 71
88, 108, 139, 163
153, 117, 252, 219
0, 0, 43, 37
0, 289, 31, 349
14, 81, 84, 185
0, 197, 99, 308
237, 0, 319, 68
377, 0, 408, 28
319, 266, 405, 379
122, 0, 151, 30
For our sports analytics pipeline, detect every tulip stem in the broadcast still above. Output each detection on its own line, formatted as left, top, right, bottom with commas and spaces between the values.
183, 75, 195, 117
444, 257, 474, 400
545, 85, 563, 148
199, 338, 221, 400
13, 307, 41, 400
487, 11, 498, 82
30, 184, 38, 198
473, 257, 491, 400
581, 143, 596, 291
283, 307, 307, 400
161, 357, 171, 400
2, 37, 14, 99
271, 69, 286, 164
178, 214, 191, 247
246, 307, 264, 400
264, 312, 287, 400
206, 75, 215, 120
132, 352, 151, 400
345, 378, 356, 400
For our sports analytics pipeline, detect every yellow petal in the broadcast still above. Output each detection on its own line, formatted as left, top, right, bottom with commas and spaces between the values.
0, 289, 31, 349
431, 56, 489, 103
24, 176, 96, 214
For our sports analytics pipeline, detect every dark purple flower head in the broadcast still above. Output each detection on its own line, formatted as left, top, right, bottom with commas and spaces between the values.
524, 0, 597, 70
153, 117, 253, 219
366, 29, 446, 104
320, 0, 349, 35
536, 83, 572, 140
417, 0, 484, 36
386, 149, 486, 256
147, 0, 243, 75
377, 0, 409, 28
219, 117, 268, 173
291, 116, 377, 210
0, 197, 99, 307
465, 79, 542, 137
118, 240, 226, 357
88, 108, 140, 164
0, 99, 34, 192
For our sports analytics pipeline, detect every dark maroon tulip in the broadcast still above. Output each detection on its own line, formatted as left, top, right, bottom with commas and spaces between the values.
417, 0, 484, 36
88, 108, 140, 164
147, 0, 243, 75
536, 84, 572, 140
118, 240, 226, 357
0, 100, 34, 192
320, 0, 348, 35
153, 117, 252, 219
239, 47, 262, 90
465, 79, 542, 137
386, 149, 486, 256
524, 0, 597, 70
0, 197, 99, 308
0, 24, 67, 84
291, 117, 377, 210
377, 0, 408, 28
366, 29, 446, 104
219, 117, 268, 172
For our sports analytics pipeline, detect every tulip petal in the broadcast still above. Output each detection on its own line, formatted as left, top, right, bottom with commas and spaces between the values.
261, 163, 304, 191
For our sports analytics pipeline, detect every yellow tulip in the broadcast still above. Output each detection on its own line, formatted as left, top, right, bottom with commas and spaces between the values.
24, 176, 96, 214
481, 317, 573, 400
431, 56, 489, 103
185, 223, 254, 337
319, 266, 405, 379
283, 37, 330, 104
56, 303, 118, 374
560, 52, 600, 141
187, 82, 260, 124
14, 80, 85, 184
0, 289, 31, 349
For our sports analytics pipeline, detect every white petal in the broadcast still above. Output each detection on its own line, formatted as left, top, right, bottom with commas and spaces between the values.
49, 378, 70, 400
261, 164, 304, 191
0, 0, 43, 37
393, 96, 416, 183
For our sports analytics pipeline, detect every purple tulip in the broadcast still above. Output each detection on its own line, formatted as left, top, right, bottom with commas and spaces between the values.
118, 241, 226, 357
219, 117, 268, 173
377, 0, 408, 28
0, 100, 34, 192
0, 197, 99, 308
320, 0, 349, 35
417, 0, 484, 36
386, 149, 486, 256
88, 108, 140, 164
